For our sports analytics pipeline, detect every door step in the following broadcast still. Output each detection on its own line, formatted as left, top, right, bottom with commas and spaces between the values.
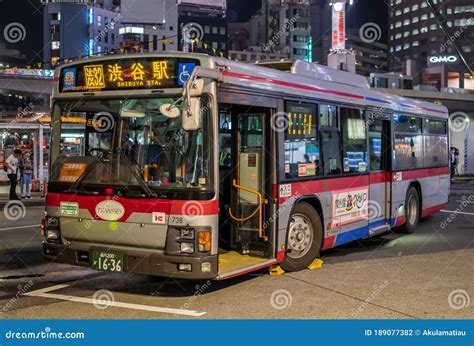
368, 224, 391, 236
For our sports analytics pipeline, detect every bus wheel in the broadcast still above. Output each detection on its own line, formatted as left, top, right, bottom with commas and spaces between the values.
402, 187, 420, 233
281, 202, 323, 272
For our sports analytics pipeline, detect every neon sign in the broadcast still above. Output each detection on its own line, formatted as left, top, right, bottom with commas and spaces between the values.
429, 55, 458, 64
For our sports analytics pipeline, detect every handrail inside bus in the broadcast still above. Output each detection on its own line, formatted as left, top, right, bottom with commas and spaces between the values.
228, 179, 269, 241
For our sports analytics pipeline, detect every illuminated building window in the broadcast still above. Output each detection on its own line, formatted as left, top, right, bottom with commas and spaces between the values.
51, 41, 60, 50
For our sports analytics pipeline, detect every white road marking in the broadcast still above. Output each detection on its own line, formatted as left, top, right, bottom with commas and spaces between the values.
0, 224, 39, 231
440, 210, 474, 216
24, 284, 207, 317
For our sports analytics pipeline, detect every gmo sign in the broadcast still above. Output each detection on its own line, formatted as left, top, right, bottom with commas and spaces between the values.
429, 55, 458, 64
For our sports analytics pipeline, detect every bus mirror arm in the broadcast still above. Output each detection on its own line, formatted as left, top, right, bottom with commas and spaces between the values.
181, 66, 226, 132
228, 179, 269, 242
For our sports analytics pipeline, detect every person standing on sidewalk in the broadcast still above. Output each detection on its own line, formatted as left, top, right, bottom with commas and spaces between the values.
19, 151, 33, 199
5, 149, 22, 200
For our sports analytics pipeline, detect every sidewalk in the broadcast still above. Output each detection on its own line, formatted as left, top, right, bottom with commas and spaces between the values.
0, 185, 44, 207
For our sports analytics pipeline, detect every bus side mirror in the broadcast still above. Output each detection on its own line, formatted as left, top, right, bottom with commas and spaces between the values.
182, 97, 202, 131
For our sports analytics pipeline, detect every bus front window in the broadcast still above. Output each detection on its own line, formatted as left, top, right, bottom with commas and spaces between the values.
50, 97, 211, 195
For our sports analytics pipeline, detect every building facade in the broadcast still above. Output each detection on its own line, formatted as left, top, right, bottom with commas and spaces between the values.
249, 0, 312, 61
43, 0, 121, 66
388, 0, 474, 90
178, 0, 228, 53
120, 0, 178, 53
346, 29, 389, 77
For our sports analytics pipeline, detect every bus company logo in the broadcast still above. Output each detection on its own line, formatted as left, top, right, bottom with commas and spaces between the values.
95, 200, 125, 221
63, 68, 76, 90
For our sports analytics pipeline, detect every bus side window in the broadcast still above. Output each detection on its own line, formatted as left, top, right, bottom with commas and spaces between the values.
283, 102, 320, 179
368, 120, 383, 171
319, 104, 342, 176
393, 114, 424, 170
340, 107, 368, 173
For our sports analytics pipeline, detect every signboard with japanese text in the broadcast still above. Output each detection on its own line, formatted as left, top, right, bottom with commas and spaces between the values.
331, 3, 346, 50
332, 188, 369, 227
59, 57, 200, 93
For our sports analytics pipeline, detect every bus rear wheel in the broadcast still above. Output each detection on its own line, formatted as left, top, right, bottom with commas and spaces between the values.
281, 202, 323, 272
401, 187, 420, 233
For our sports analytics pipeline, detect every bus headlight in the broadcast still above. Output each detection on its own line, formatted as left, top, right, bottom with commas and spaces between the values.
180, 242, 195, 254
198, 231, 211, 252
180, 228, 194, 240
46, 229, 60, 241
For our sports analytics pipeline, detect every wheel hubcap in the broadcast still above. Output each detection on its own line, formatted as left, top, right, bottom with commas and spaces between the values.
288, 214, 313, 259
407, 195, 417, 225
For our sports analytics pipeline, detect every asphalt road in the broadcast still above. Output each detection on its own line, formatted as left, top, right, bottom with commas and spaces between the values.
0, 181, 472, 319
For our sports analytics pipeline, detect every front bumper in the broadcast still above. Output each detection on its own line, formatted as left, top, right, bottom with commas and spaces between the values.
43, 242, 218, 280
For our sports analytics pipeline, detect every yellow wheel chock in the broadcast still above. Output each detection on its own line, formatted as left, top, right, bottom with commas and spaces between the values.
308, 259, 324, 270
269, 265, 285, 276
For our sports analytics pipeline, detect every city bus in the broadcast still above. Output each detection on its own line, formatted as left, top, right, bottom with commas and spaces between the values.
42, 52, 450, 280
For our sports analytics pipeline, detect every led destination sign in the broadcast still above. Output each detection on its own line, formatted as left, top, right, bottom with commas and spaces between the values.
59, 57, 200, 93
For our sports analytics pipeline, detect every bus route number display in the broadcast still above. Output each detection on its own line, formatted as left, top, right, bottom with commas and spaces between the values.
60, 58, 199, 92
286, 103, 317, 139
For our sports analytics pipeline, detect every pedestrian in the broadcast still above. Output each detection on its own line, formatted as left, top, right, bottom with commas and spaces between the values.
19, 151, 33, 199
5, 149, 22, 200
450, 147, 458, 181
454, 148, 460, 176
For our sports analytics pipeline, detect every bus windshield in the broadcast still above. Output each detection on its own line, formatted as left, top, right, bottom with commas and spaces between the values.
50, 97, 211, 195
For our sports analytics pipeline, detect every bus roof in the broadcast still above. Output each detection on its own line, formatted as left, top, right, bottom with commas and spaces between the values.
212, 57, 449, 119
55, 52, 448, 119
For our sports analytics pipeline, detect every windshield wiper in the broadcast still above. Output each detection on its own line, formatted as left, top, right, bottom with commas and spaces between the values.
65, 150, 112, 194
117, 149, 157, 198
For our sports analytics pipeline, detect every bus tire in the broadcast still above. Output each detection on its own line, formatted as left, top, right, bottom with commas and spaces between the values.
281, 202, 323, 272
401, 187, 420, 233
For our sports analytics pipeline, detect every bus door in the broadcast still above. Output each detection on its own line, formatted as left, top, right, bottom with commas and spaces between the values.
368, 116, 392, 235
218, 104, 275, 276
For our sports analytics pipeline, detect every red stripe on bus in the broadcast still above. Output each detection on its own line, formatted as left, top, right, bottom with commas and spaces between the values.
278, 175, 369, 204
421, 203, 447, 218
46, 193, 218, 221
369, 172, 391, 184
393, 167, 449, 181
223, 71, 366, 100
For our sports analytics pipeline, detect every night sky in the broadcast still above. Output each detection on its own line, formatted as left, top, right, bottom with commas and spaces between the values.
227, 0, 262, 23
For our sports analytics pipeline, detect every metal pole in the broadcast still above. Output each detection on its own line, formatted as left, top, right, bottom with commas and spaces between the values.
38, 125, 44, 191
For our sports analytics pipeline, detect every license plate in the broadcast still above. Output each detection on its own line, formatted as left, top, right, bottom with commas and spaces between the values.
92, 250, 124, 273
